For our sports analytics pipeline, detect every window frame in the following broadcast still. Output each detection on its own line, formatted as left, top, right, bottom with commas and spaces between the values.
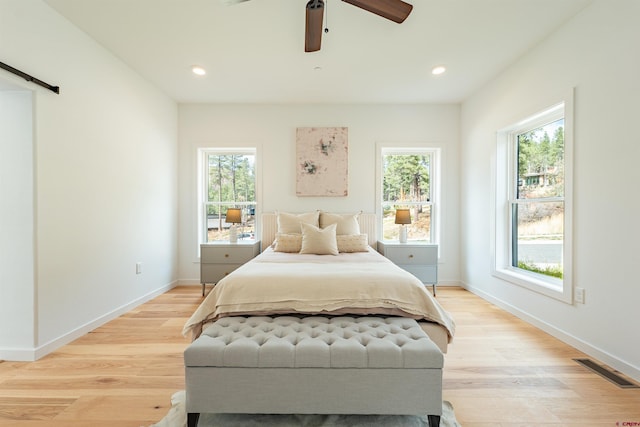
493, 95, 574, 303
377, 144, 441, 245
197, 147, 259, 250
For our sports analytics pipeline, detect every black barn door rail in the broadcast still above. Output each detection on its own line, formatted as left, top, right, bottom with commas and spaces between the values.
0, 61, 60, 94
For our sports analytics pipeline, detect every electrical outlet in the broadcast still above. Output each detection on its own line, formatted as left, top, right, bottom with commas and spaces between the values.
136, 262, 142, 275
575, 287, 585, 304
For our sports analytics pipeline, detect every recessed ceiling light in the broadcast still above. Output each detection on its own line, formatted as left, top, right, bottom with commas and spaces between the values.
431, 66, 446, 76
192, 65, 206, 76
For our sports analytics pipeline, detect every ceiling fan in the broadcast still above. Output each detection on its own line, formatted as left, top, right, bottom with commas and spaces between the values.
222, 0, 413, 52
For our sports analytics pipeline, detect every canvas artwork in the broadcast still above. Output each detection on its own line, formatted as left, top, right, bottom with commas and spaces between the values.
296, 127, 348, 197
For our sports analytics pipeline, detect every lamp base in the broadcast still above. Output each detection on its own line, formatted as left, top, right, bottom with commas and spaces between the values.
229, 224, 238, 243
399, 225, 407, 243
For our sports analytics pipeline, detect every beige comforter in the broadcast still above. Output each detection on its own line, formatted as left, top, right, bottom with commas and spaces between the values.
183, 247, 456, 341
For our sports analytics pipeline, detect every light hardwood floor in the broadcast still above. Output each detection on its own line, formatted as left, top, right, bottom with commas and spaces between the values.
0, 286, 638, 426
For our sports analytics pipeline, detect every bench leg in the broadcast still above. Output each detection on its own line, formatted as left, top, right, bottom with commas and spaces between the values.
187, 412, 200, 427
428, 414, 440, 427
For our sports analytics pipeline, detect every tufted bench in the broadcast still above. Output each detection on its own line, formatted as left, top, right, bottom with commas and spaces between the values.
184, 316, 443, 427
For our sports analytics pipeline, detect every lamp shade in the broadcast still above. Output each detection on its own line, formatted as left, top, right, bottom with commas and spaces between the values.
226, 208, 242, 224
394, 209, 411, 225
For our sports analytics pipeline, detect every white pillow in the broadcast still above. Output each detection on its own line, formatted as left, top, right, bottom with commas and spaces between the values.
300, 223, 338, 255
319, 212, 360, 235
273, 233, 303, 253
336, 234, 369, 253
277, 211, 320, 234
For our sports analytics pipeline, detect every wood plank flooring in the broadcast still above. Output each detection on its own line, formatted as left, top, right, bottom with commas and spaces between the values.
440, 288, 640, 426
0, 286, 638, 426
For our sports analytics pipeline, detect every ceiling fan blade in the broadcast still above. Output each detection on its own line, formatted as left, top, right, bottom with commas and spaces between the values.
305, 0, 325, 52
341, 0, 412, 23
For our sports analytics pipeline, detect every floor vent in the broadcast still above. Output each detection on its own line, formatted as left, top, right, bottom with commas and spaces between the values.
574, 358, 639, 388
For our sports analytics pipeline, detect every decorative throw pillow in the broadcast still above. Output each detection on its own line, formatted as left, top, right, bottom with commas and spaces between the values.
273, 233, 303, 253
336, 234, 369, 253
300, 223, 338, 255
319, 212, 361, 235
277, 211, 320, 234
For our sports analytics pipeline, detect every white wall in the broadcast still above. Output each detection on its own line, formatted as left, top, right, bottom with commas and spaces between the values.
0, 0, 178, 360
178, 104, 461, 283
460, 0, 640, 380
0, 89, 35, 355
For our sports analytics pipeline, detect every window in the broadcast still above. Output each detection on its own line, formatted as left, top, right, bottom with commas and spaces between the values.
379, 147, 439, 243
494, 98, 573, 302
513, 117, 564, 277
198, 148, 257, 244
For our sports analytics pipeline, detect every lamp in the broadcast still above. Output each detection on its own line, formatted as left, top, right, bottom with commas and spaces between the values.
395, 209, 411, 243
226, 208, 242, 243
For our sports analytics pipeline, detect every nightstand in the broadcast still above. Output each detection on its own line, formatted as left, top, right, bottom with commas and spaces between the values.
377, 241, 438, 296
200, 240, 261, 296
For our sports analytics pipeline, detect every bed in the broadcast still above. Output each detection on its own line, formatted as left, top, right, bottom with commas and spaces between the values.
183, 211, 455, 352
183, 211, 454, 425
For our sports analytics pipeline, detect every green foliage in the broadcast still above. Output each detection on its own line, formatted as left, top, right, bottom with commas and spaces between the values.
207, 154, 255, 213
383, 154, 430, 202
517, 119, 564, 198
518, 261, 563, 279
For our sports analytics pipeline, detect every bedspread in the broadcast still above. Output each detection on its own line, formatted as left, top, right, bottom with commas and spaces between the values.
183, 247, 455, 341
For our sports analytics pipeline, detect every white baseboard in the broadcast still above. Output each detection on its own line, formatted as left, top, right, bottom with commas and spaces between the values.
462, 282, 640, 383
0, 281, 177, 362
0, 347, 37, 361
177, 279, 201, 285
434, 281, 462, 286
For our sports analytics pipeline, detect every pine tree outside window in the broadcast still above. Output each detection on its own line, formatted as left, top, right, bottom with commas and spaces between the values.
380, 147, 439, 243
198, 148, 257, 244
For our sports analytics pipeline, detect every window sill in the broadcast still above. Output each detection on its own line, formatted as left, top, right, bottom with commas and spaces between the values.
493, 267, 571, 304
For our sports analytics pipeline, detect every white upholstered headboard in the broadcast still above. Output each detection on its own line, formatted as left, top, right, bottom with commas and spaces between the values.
261, 213, 377, 250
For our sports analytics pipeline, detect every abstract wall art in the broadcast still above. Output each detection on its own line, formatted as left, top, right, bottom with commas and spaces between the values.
296, 127, 348, 197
